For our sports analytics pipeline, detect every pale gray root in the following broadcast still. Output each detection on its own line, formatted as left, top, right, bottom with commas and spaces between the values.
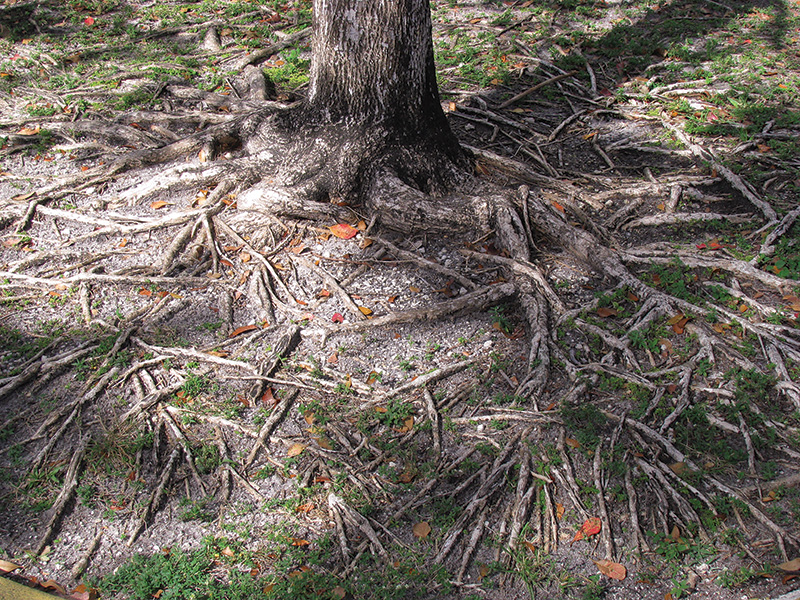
36, 437, 89, 555
328, 493, 389, 563
244, 387, 299, 469
128, 446, 180, 546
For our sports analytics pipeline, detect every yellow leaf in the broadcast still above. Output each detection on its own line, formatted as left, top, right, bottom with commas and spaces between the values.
358, 306, 373, 316
240, 252, 251, 263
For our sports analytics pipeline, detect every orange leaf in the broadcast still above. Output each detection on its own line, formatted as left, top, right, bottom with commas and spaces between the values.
552, 201, 565, 212
291, 538, 310, 546
366, 371, 380, 385
412, 521, 431, 538
596, 307, 618, 317
358, 306, 373, 316
329, 223, 358, 239
229, 324, 258, 338
150, 200, 171, 209
138, 288, 153, 296
565, 437, 581, 449
17, 125, 40, 135
240, 252, 251, 263
595, 559, 626, 580
556, 503, 565, 519
409, 285, 420, 293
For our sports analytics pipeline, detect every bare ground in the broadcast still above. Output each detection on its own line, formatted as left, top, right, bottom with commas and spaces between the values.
1, 1, 800, 599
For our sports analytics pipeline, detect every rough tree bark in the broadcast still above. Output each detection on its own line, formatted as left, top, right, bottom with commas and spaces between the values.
238, 0, 501, 238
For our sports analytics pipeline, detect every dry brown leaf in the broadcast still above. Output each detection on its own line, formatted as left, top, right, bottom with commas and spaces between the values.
594, 559, 626, 580
412, 521, 431, 539
669, 462, 688, 476
229, 324, 258, 338
366, 371, 380, 385
596, 307, 618, 317
17, 125, 40, 135
287, 443, 306, 457
565, 437, 581, 449
150, 200, 171, 210
777, 558, 800, 572
331, 586, 346, 600
667, 313, 685, 326
221, 547, 235, 557
556, 503, 565, 519
408, 285, 420, 293
523, 541, 537, 552
314, 436, 333, 450
240, 252, 251, 263
478, 564, 490, 578
0, 559, 21, 573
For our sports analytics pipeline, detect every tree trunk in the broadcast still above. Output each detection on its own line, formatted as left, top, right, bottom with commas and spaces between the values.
242, 0, 472, 223
307, 0, 456, 149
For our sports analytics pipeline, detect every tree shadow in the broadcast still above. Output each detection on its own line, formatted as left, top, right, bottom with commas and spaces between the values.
535, 0, 792, 83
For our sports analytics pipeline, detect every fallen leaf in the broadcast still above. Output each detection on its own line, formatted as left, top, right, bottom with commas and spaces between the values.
314, 436, 333, 450
291, 538, 310, 546
329, 223, 358, 239
565, 437, 581, 449
358, 306, 373, 316
597, 307, 618, 317
777, 558, 800, 572
552, 201, 565, 212
412, 521, 431, 539
331, 312, 344, 323
84, 16, 94, 25
262, 388, 277, 407
669, 462, 688, 476
667, 313, 685, 326
762, 490, 777, 503
287, 443, 306, 457
327, 352, 339, 364
523, 541, 537, 552
366, 371, 380, 385
43, 581, 67, 594
672, 316, 689, 334
331, 586, 346, 599
594, 559, 626, 580
138, 288, 152, 296
572, 517, 601, 543
556, 503, 565, 519
396, 416, 414, 433
0, 559, 21, 573
229, 324, 258, 338
221, 546, 235, 558
670, 525, 681, 541
626, 292, 639, 302
17, 125, 40, 135
398, 470, 414, 483
150, 200, 171, 209
478, 564, 490, 579
409, 285, 420, 293
240, 252, 251, 263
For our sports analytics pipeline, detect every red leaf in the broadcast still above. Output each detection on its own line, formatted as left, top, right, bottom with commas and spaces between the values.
331, 312, 344, 323
329, 223, 358, 239
573, 517, 602, 543
84, 16, 94, 25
